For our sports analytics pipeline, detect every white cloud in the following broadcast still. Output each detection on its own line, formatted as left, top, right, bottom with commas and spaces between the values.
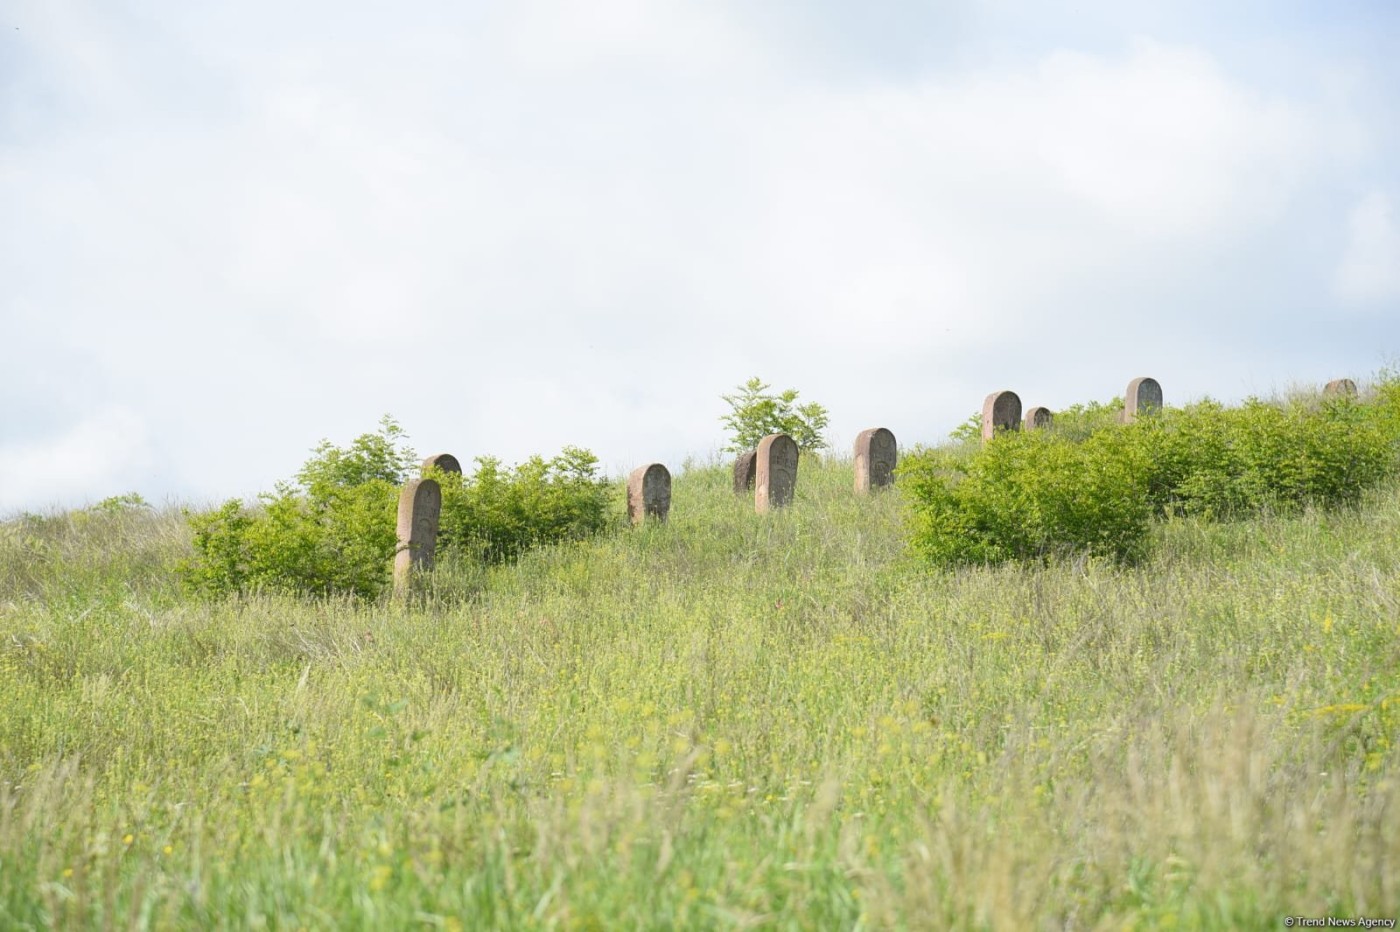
0, 407, 153, 514
1335, 191, 1400, 305
722, 37, 1317, 359
2, 2, 1397, 512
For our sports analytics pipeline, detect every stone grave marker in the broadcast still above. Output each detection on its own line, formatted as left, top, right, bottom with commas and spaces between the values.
393, 478, 442, 595
1324, 378, 1358, 397
1123, 377, 1162, 423
1024, 406, 1054, 430
853, 427, 897, 494
733, 451, 757, 494
981, 391, 1022, 441
422, 453, 462, 475
627, 463, 672, 525
755, 433, 798, 513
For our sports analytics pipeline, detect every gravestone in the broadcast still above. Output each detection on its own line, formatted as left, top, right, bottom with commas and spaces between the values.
755, 433, 799, 514
1024, 407, 1054, 430
853, 427, 897, 494
1324, 378, 1358, 397
627, 463, 672, 525
733, 451, 757, 494
1123, 377, 1162, 423
393, 478, 442, 595
981, 391, 1022, 441
422, 453, 462, 475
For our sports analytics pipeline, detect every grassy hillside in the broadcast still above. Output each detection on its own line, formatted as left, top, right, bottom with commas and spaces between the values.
2, 457, 1398, 928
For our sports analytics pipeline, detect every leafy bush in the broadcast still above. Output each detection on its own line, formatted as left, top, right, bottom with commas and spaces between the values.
434, 447, 612, 566
720, 377, 830, 453
1130, 396, 1396, 520
1048, 398, 1125, 442
906, 383, 1400, 569
947, 413, 982, 445
902, 428, 1153, 566
1367, 367, 1400, 446
88, 492, 152, 515
182, 418, 410, 599
181, 419, 614, 600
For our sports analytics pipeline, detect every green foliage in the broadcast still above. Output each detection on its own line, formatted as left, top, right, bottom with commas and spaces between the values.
7, 453, 1400, 928
6, 455, 1399, 927
182, 419, 408, 600
909, 385, 1400, 569
295, 414, 418, 492
947, 412, 982, 445
720, 377, 830, 453
88, 492, 151, 515
181, 419, 614, 601
435, 447, 612, 566
1366, 367, 1400, 444
1049, 397, 1124, 441
1131, 395, 1396, 520
902, 428, 1152, 566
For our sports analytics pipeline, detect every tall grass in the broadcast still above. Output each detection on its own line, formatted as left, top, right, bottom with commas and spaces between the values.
1, 457, 1398, 928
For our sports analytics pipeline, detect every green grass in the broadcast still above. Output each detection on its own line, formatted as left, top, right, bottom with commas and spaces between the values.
2, 457, 1398, 929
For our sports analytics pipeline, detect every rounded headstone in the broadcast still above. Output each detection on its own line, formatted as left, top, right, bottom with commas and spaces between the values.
733, 451, 757, 494
627, 463, 672, 525
1024, 407, 1054, 430
422, 453, 462, 475
854, 427, 897, 494
1123, 377, 1162, 423
755, 433, 799, 514
393, 478, 442, 594
981, 391, 1022, 441
1324, 378, 1358, 397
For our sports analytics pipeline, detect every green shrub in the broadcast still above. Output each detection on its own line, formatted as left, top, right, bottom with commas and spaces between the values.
901, 428, 1153, 567
946, 413, 982, 445
181, 418, 410, 600
720, 377, 830, 453
1368, 368, 1400, 446
181, 420, 613, 600
905, 385, 1400, 570
1048, 397, 1125, 441
434, 447, 613, 566
1130, 396, 1396, 519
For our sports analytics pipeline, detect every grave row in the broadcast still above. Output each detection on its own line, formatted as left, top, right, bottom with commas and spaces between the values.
981, 375, 1165, 439
395, 375, 1359, 593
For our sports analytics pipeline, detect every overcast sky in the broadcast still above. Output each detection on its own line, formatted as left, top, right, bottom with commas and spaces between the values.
3, 0, 1399, 514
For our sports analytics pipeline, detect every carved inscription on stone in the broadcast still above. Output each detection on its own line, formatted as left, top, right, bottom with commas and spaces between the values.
422, 453, 462, 475
854, 427, 897, 494
627, 463, 672, 525
1024, 407, 1054, 430
755, 434, 798, 513
1123, 377, 1162, 423
981, 391, 1022, 441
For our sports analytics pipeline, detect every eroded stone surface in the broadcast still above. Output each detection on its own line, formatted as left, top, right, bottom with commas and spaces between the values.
1324, 379, 1358, 397
393, 478, 442, 595
854, 427, 897, 494
733, 451, 757, 494
1124, 377, 1162, 423
755, 434, 798, 513
981, 391, 1022, 441
422, 453, 462, 475
627, 463, 672, 525
1024, 407, 1054, 430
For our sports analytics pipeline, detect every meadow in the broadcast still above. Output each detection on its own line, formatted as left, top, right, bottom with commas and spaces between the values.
1, 452, 1398, 929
